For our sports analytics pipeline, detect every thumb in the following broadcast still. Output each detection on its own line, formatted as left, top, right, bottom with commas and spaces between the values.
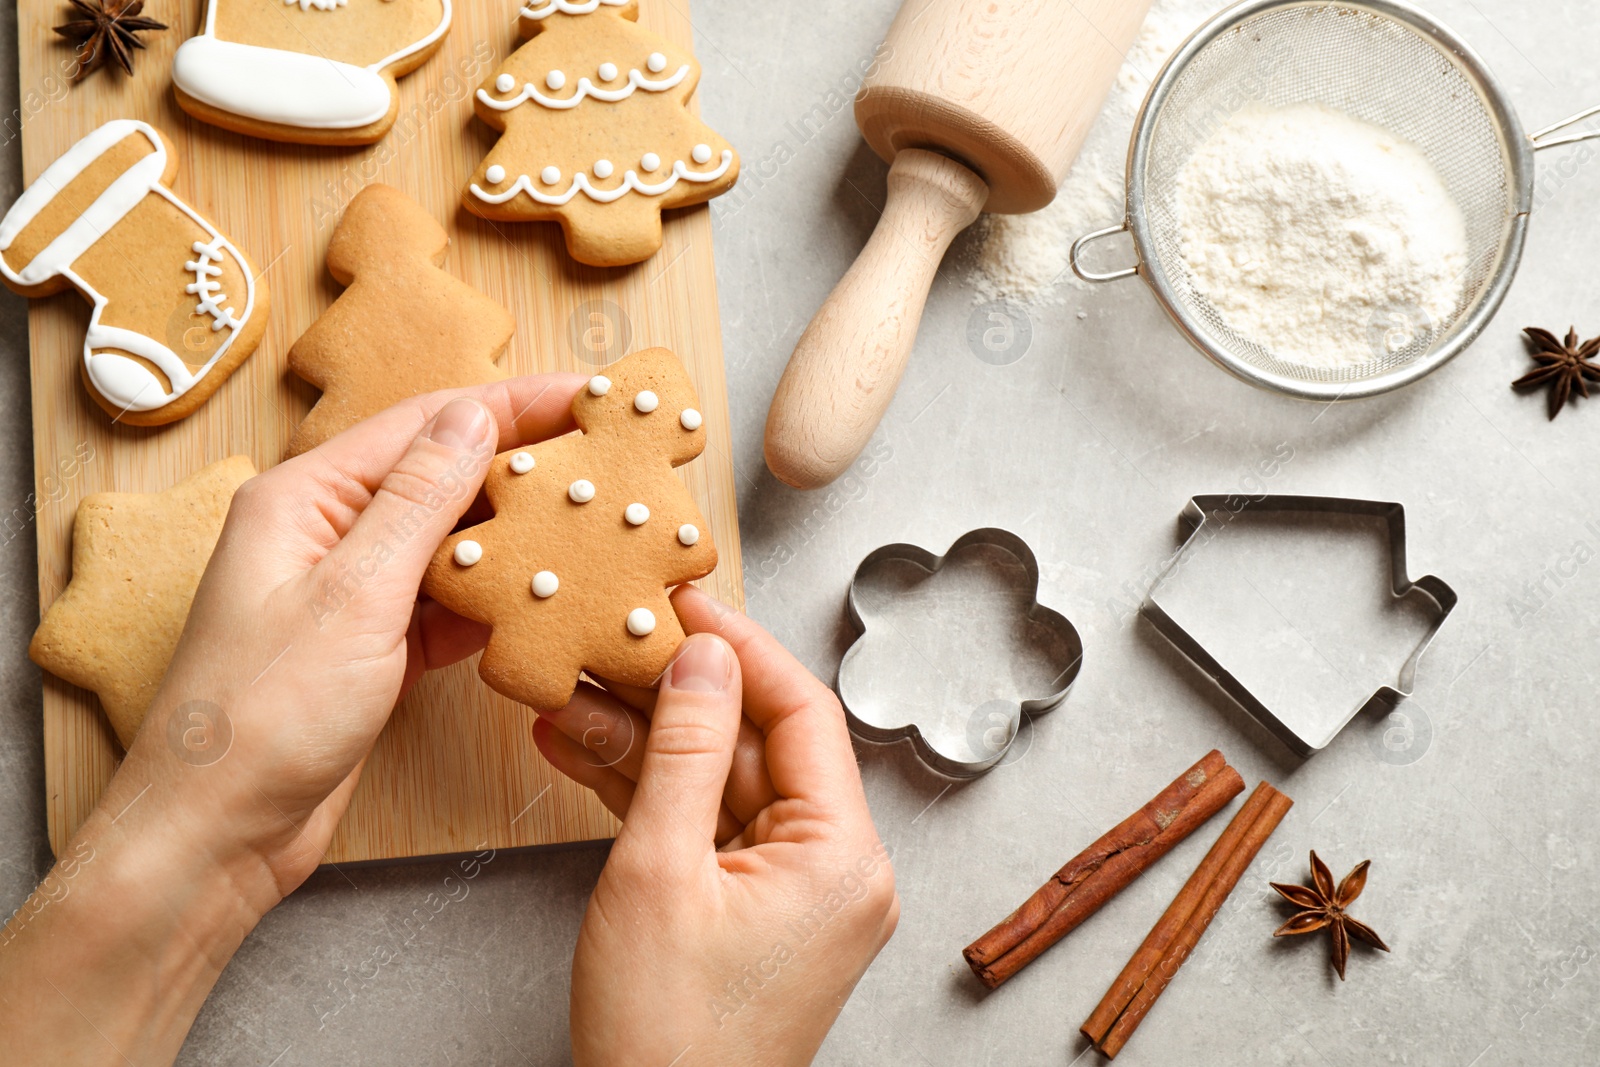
620, 633, 741, 873
325, 397, 495, 603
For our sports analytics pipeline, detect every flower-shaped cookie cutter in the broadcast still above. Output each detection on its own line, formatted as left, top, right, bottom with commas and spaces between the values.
838, 529, 1084, 778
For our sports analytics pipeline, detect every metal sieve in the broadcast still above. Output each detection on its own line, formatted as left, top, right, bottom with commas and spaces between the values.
1070, 0, 1600, 400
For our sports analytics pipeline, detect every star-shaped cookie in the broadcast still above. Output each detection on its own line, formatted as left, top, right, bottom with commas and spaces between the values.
30, 455, 255, 748
286, 184, 512, 456
423, 347, 717, 709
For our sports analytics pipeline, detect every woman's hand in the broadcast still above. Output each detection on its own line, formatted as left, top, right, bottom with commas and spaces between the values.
534, 586, 900, 1066
0, 375, 582, 1065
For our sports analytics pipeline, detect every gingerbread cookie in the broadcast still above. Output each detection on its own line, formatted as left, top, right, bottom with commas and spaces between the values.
286, 184, 512, 456
172, 0, 452, 145
465, 0, 740, 266
30, 456, 256, 749
0, 120, 268, 426
423, 347, 717, 709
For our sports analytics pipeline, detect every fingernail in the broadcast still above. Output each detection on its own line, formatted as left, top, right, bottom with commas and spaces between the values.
663, 634, 733, 693
428, 398, 491, 451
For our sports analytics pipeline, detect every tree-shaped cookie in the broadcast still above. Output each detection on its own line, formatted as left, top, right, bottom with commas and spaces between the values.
464, 0, 740, 266
286, 184, 512, 456
423, 347, 718, 709
30, 456, 256, 749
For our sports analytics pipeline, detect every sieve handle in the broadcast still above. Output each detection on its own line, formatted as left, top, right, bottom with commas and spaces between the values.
1529, 104, 1600, 150
1070, 222, 1138, 283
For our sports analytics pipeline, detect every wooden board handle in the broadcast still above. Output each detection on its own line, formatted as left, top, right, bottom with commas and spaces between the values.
764, 149, 988, 490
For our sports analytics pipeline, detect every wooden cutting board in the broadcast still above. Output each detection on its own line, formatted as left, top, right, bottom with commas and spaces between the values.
16, 0, 742, 862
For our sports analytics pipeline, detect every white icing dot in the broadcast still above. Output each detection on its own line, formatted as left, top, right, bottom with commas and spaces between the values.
454, 539, 483, 566
568, 479, 595, 503
679, 407, 702, 431
546, 69, 566, 90
588, 374, 611, 396
647, 51, 667, 73
677, 523, 700, 546
692, 143, 713, 165
532, 570, 559, 598
624, 502, 649, 526
626, 608, 656, 637
634, 390, 659, 413
495, 73, 516, 93
485, 164, 506, 184
540, 166, 562, 186
640, 152, 661, 172
598, 62, 618, 81
593, 159, 614, 179
509, 451, 535, 474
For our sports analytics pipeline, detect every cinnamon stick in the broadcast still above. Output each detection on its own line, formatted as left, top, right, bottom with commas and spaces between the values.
1081, 781, 1294, 1059
963, 750, 1244, 989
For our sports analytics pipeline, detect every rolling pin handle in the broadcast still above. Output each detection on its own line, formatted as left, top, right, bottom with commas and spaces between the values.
1070, 221, 1138, 283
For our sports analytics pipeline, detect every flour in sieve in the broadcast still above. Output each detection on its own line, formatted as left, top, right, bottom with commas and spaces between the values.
1174, 103, 1468, 369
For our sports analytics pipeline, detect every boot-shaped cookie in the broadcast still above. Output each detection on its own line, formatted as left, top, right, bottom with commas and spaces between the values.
172, 0, 452, 145
464, 0, 739, 266
0, 119, 267, 426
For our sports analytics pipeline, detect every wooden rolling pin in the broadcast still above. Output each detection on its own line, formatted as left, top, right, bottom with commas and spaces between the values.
763, 0, 1153, 489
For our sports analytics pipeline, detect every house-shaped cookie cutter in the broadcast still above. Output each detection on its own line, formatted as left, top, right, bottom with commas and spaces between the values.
1142, 495, 1458, 758
837, 528, 1084, 778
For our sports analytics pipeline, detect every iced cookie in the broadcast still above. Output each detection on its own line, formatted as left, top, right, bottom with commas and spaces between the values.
423, 347, 718, 709
172, 0, 452, 146
465, 0, 739, 266
286, 184, 511, 456
30, 456, 256, 749
0, 119, 267, 426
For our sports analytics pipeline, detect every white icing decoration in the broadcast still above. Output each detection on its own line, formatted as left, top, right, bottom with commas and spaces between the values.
475, 63, 690, 112
509, 451, 535, 474
626, 608, 656, 637
677, 524, 699, 546
692, 143, 713, 165
521, 0, 627, 19
471, 151, 733, 207
532, 570, 559, 597
495, 73, 516, 93
454, 539, 483, 566
624, 503, 649, 526
541, 166, 562, 186
647, 52, 667, 73
633, 390, 659, 413
185, 238, 242, 330
568, 479, 595, 503
598, 62, 618, 82
641, 152, 661, 172
284, 0, 346, 9
0, 120, 257, 413
679, 408, 702, 430
588, 375, 611, 396
172, 1, 453, 130
593, 159, 614, 180
485, 164, 506, 184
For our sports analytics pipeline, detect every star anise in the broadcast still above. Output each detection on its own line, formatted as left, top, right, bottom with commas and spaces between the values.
1270, 851, 1389, 980
54, 0, 166, 82
1513, 326, 1600, 420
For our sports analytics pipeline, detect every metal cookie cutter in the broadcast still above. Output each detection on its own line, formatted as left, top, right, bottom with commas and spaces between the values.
1142, 496, 1457, 758
838, 529, 1084, 778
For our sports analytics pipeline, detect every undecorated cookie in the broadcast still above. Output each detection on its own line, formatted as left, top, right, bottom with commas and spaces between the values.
286, 184, 511, 456
172, 0, 452, 146
30, 456, 256, 749
423, 347, 717, 709
465, 0, 740, 266
0, 120, 268, 426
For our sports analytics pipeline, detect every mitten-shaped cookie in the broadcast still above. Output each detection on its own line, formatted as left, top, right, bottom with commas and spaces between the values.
172, 0, 452, 145
286, 184, 512, 456
0, 120, 267, 426
424, 347, 718, 709
465, 0, 739, 266
30, 456, 256, 749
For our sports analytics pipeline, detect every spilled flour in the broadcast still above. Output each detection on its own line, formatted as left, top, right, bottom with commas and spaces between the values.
1175, 103, 1467, 368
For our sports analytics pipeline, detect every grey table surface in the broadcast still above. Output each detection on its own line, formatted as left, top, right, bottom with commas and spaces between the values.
5, 0, 1600, 1063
